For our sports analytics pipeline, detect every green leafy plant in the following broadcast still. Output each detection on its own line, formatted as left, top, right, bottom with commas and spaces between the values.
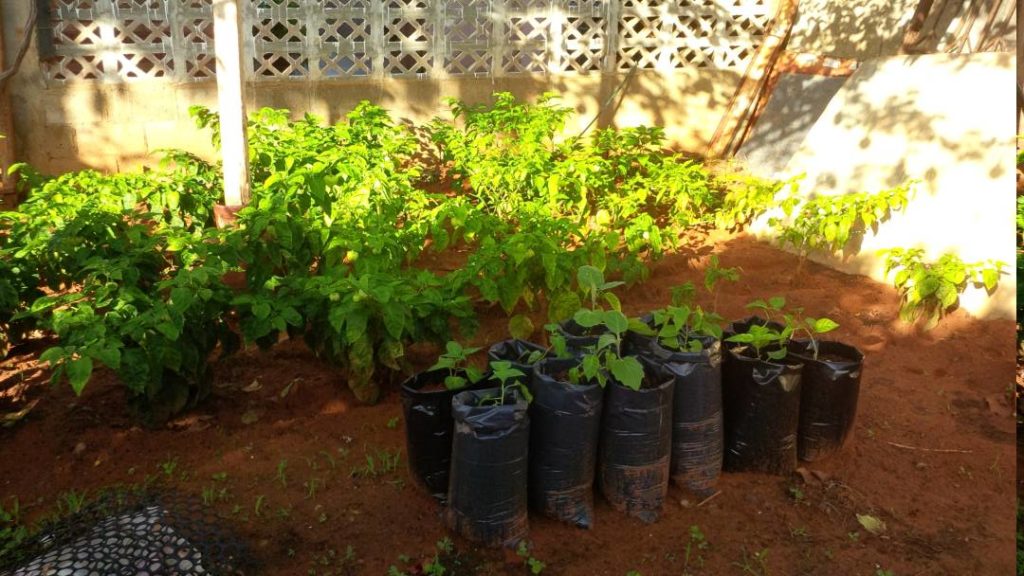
516, 541, 546, 574
429, 340, 484, 390
684, 525, 710, 572
713, 170, 797, 230
881, 248, 1005, 327
773, 182, 913, 270
479, 361, 533, 406
568, 266, 645, 390
0, 497, 27, 566
703, 255, 740, 312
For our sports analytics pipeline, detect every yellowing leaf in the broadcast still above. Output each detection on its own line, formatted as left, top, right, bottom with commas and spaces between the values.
856, 514, 886, 535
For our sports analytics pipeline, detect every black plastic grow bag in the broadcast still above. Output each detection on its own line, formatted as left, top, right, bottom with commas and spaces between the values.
598, 359, 674, 523
557, 318, 608, 352
790, 340, 864, 462
400, 368, 483, 499
487, 339, 549, 375
722, 346, 803, 475
527, 357, 603, 528
446, 387, 530, 547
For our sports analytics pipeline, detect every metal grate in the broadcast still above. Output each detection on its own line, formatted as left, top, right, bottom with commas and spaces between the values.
39, 0, 771, 83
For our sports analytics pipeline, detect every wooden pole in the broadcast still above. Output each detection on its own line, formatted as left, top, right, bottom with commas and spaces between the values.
0, 5, 18, 208
213, 0, 250, 208
706, 0, 799, 159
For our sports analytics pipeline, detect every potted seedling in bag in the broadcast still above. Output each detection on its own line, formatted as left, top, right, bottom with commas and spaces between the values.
400, 341, 485, 499
488, 316, 552, 376
722, 296, 786, 348
558, 274, 673, 523
785, 313, 864, 462
721, 299, 803, 475
556, 266, 622, 351
446, 361, 530, 547
625, 284, 726, 498
529, 344, 604, 528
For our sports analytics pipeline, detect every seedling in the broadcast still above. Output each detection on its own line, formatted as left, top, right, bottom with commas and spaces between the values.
386, 416, 400, 429
429, 341, 484, 390
304, 477, 324, 499
516, 541, 546, 574
0, 497, 28, 561
254, 495, 265, 517
567, 266, 645, 390
784, 309, 839, 360
683, 525, 709, 571
275, 459, 288, 488
703, 255, 740, 312
734, 547, 770, 576
641, 286, 724, 353
57, 489, 88, 515
158, 457, 179, 479
726, 322, 792, 361
352, 448, 402, 478
479, 361, 533, 406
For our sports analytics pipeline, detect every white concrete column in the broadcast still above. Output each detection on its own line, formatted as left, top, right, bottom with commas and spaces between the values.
213, 0, 250, 207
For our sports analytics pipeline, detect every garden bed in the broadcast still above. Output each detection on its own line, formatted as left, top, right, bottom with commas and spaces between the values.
0, 233, 1013, 576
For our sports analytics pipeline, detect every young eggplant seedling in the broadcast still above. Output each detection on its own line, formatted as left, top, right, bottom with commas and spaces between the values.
429, 341, 484, 390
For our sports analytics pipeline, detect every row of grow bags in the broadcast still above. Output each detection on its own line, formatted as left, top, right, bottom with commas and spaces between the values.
400, 317, 863, 547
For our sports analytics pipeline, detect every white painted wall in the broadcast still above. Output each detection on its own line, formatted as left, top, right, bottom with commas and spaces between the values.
749, 52, 1016, 320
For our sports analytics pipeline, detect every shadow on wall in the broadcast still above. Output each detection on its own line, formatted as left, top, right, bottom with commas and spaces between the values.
746, 52, 1016, 319
787, 0, 921, 60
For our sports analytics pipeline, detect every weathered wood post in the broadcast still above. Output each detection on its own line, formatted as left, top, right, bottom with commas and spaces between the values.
212, 0, 250, 212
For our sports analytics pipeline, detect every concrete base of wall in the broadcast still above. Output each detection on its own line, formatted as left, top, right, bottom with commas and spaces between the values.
8, 67, 743, 175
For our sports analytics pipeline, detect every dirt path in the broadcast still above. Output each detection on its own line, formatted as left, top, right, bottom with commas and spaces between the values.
0, 233, 1014, 575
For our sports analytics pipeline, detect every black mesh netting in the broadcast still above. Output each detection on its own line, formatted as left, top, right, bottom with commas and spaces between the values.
1, 490, 255, 576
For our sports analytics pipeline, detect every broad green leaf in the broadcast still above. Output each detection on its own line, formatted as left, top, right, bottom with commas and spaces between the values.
576, 266, 604, 293
508, 314, 535, 340
603, 310, 629, 335
607, 356, 644, 391
810, 317, 839, 334
548, 291, 582, 323
66, 357, 93, 396
573, 309, 603, 329
768, 296, 786, 310
981, 268, 999, 291
627, 318, 655, 336
252, 301, 271, 320
603, 292, 621, 312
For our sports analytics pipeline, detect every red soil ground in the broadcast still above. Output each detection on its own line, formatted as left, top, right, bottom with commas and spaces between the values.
0, 233, 1015, 575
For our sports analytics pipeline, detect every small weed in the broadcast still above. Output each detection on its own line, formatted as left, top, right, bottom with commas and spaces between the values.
254, 495, 265, 517
212, 472, 228, 482
734, 547, 770, 576
684, 525, 709, 571
277, 505, 293, 520
0, 497, 28, 561
788, 485, 805, 504
516, 541, 546, 574
158, 457, 178, 478
875, 569, 895, 576
304, 477, 324, 500
351, 448, 401, 479
387, 416, 400, 429
276, 459, 289, 488
848, 531, 860, 542
790, 526, 809, 539
201, 485, 228, 506
319, 450, 337, 470
57, 489, 88, 515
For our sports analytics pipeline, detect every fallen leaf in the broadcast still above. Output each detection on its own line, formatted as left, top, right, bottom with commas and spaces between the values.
794, 467, 814, 484
856, 514, 886, 535
242, 379, 262, 393
241, 409, 264, 425
280, 378, 302, 399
